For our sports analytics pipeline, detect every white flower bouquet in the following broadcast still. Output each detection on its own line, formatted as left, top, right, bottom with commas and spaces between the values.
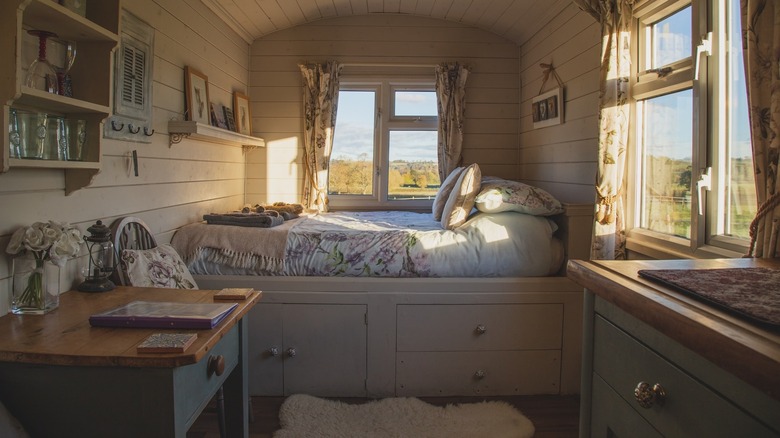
6, 221, 81, 311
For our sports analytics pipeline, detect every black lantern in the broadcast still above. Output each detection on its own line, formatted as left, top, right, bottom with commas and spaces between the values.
77, 220, 115, 292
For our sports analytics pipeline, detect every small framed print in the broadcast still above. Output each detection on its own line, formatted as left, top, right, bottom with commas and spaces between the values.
185, 67, 210, 124
233, 91, 252, 135
210, 102, 228, 129
532, 87, 564, 129
223, 106, 237, 132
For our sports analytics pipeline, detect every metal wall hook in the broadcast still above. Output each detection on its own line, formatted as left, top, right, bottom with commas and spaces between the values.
143, 127, 154, 136
127, 123, 141, 134
111, 120, 124, 131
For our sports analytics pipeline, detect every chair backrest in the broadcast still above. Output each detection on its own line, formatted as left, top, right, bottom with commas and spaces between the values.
110, 216, 157, 286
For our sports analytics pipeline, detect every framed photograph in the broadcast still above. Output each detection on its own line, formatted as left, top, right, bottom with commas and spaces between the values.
532, 87, 564, 129
210, 102, 228, 129
185, 67, 210, 124
223, 106, 237, 132
233, 91, 252, 135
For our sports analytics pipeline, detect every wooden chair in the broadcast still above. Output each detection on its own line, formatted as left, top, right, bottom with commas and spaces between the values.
110, 216, 158, 287
109, 216, 229, 438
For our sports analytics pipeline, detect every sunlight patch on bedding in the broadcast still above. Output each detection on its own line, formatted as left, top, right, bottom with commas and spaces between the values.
479, 221, 510, 243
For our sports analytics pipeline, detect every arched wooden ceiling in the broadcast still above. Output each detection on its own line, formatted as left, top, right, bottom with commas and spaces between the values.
201, 0, 570, 45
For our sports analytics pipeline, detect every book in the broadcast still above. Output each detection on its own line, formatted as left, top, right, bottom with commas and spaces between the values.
137, 333, 198, 354
89, 301, 239, 329
214, 287, 254, 301
223, 106, 237, 132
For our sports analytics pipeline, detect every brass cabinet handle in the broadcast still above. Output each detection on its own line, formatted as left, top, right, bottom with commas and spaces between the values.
634, 381, 666, 408
208, 355, 225, 377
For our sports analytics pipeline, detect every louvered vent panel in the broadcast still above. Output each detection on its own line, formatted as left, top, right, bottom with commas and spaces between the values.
133, 51, 145, 106
121, 46, 135, 105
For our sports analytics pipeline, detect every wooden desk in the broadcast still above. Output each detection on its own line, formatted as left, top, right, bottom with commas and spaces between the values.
0, 286, 261, 438
568, 258, 780, 437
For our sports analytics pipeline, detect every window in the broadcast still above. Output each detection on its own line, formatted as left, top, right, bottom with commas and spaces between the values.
328, 76, 439, 209
629, 0, 755, 257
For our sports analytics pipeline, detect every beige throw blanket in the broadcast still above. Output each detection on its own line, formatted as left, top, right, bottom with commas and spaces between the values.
171, 218, 301, 272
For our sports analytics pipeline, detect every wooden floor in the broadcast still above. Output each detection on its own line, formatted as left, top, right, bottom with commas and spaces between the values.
187, 394, 579, 437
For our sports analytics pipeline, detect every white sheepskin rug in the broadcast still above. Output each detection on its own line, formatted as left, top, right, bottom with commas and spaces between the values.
274, 394, 535, 438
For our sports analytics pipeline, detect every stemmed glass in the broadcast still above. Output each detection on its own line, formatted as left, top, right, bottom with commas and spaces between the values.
57, 40, 77, 97
25, 30, 59, 94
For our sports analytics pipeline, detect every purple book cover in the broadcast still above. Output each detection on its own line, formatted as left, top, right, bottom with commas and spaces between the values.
89, 301, 238, 329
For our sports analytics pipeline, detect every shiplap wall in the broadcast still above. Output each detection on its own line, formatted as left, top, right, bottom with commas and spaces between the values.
519, 2, 600, 204
0, 0, 250, 314
246, 14, 521, 203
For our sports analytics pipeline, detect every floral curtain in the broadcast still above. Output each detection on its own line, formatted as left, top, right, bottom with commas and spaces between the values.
743, 0, 780, 258
435, 63, 470, 181
299, 61, 342, 212
572, 0, 634, 260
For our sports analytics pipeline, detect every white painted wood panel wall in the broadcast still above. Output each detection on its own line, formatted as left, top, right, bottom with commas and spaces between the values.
245, 14, 521, 204
0, 0, 251, 314
519, 2, 600, 204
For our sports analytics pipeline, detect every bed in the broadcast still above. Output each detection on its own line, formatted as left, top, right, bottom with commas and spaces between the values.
174, 210, 564, 278
167, 171, 594, 398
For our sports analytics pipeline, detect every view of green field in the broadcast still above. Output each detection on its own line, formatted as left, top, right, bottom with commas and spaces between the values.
644, 156, 755, 239
328, 156, 440, 199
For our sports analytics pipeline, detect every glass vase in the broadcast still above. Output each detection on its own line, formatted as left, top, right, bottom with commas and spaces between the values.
11, 254, 60, 315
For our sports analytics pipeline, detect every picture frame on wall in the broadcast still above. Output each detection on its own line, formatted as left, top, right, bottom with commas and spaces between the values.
184, 67, 210, 125
532, 87, 564, 129
233, 91, 252, 135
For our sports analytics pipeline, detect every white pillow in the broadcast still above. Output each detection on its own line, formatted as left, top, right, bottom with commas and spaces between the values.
432, 167, 464, 221
475, 178, 563, 216
441, 163, 481, 230
121, 243, 198, 289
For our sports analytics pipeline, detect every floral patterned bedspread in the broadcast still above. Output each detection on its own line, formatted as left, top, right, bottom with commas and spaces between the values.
188, 211, 563, 278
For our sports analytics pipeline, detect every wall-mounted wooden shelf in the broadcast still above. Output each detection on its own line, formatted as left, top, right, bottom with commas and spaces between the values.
1, 0, 121, 196
168, 121, 265, 148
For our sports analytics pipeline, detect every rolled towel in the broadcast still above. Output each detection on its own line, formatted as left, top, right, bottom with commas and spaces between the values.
203, 212, 284, 228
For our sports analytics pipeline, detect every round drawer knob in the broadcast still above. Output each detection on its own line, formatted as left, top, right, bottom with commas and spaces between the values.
269, 347, 280, 357
287, 347, 297, 358
208, 355, 225, 377
634, 381, 666, 408
474, 369, 486, 379
475, 324, 487, 335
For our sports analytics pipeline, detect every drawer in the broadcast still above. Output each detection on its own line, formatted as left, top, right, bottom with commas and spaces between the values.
590, 373, 662, 438
396, 350, 560, 396
396, 304, 562, 351
175, 324, 239, 427
593, 316, 777, 437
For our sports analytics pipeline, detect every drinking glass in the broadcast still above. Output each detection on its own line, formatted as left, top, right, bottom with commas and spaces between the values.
16, 110, 48, 159
66, 119, 87, 161
56, 40, 77, 97
25, 30, 59, 94
8, 108, 21, 158
43, 116, 67, 161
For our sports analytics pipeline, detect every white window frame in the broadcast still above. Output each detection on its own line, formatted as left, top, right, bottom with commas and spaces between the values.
627, 0, 750, 259
328, 76, 438, 211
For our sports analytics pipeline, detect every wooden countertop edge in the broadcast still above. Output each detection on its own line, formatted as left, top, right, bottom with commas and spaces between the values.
567, 260, 780, 402
0, 291, 262, 368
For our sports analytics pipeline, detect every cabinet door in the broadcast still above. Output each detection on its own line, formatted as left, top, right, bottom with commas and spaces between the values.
591, 374, 662, 438
283, 304, 367, 397
247, 303, 284, 395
